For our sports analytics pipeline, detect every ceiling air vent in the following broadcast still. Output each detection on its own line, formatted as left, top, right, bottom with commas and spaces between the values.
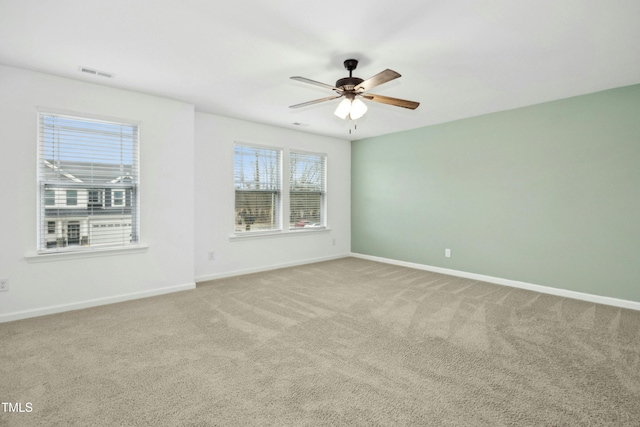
78, 66, 115, 78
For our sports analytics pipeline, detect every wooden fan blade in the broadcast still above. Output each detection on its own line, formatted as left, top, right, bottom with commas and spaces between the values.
289, 95, 342, 109
361, 93, 420, 110
290, 76, 341, 92
354, 69, 401, 92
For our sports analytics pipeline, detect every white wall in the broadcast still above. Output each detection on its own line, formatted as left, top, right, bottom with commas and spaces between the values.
194, 113, 351, 281
0, 64, 352, 322
0, 65, 195, 321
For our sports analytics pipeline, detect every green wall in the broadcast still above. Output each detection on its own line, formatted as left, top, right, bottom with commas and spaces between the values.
351, 85, 640, 302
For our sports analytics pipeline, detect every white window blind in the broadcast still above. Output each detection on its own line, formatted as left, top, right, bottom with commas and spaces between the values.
289, 151, 326, 229
38, 112, 139, 252
234, 144, 281, 232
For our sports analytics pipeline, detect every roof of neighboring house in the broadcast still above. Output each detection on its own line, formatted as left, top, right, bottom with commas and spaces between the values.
43, 160, 135, 185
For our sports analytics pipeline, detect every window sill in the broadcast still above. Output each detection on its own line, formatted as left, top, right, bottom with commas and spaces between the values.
229, 228, 331, 241
25, 244, 149, 263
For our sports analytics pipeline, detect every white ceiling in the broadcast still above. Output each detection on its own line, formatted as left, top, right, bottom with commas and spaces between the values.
1, 0, 639, 140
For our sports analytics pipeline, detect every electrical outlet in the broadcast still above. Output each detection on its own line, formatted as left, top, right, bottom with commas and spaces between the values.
445, 249, 451, 258
0, 278, 8, 292
332, 239, 336, 246
208, 251, 215, 261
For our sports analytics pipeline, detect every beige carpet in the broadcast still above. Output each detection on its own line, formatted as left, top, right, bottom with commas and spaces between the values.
1, 257, 639, 426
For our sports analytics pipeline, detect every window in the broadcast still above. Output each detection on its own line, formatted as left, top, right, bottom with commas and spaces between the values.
66, 190, 77, 206
38, 112, 139, 252
44, 189, 55, 206
88, 190, 104, 209
234, 144, 281, 233
289, 152, 326, 229
113, 190, 124, 206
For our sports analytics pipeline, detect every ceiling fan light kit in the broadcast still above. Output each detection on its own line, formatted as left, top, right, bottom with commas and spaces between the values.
334, 98, 352, 119
334, 93, 368, 120
348, 98, 368, 120
290, 59, 419, 127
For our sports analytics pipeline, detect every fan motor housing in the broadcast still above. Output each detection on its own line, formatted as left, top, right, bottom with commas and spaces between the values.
336, 76, 364, 91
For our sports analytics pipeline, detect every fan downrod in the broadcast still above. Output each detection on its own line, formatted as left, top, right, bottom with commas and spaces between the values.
336, 59, 363, 90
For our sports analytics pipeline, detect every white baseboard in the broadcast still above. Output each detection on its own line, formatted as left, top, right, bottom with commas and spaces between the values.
195, 253, 351, 283
351, 253, 640, 311
0, 283, 196, 323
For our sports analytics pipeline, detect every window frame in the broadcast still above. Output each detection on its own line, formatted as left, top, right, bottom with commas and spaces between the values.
233, 142, 283, 235
112, 190, 125, 207
36, 110, 141, 254
289, 150, 327, 231
231, 143, 329, 239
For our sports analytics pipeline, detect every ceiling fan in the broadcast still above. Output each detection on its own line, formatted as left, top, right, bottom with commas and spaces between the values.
289, 59, 420, 121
